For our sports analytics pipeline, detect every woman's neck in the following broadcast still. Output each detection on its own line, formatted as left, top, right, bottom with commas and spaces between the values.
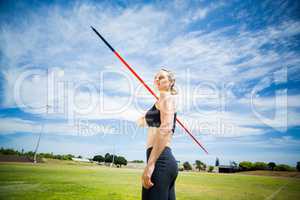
159, 90, 171, 95
159, 90, 171, 98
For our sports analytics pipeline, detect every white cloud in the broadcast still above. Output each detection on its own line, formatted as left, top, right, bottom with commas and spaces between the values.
0, 117, 117, 137
0, 2, 299, 139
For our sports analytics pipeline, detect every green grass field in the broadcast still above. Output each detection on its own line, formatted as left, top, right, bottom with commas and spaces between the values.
1, 161, 300, 200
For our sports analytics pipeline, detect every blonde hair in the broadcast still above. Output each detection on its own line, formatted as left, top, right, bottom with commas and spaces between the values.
161, 68, 178, 95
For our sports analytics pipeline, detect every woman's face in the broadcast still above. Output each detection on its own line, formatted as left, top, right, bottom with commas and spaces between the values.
154, 70, 171, 91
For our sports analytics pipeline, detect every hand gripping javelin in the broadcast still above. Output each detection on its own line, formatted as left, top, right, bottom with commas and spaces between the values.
91, 26, 208, 154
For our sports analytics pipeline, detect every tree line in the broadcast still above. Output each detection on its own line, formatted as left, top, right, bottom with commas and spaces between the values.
239, 161, 299, 172
0, 147, 75, 160
2, 147, 299, 171
0, 147, 128, 167
92, 153, 127, 167
180, 158, 300, 172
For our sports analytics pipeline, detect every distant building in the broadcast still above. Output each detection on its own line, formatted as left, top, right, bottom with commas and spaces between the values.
218, 165, 239, 173
71, 157, 91, 163
176, 160, 184, 171
126, 161, 145, 169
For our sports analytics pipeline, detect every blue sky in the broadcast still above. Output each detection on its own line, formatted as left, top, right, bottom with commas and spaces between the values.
0, 0, 299, 166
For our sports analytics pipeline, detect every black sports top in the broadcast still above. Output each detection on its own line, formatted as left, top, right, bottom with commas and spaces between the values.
145, 103, 177, 134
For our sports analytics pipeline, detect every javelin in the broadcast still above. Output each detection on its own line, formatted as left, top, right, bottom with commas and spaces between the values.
91, 26, 208, 154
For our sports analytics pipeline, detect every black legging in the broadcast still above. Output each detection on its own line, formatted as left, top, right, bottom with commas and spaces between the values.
142, 146, 178, 200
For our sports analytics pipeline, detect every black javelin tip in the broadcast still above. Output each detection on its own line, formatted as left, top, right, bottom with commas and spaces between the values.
91, 26, 115, 52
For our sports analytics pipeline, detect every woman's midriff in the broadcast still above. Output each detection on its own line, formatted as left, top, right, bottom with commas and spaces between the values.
146, 127, 172, 149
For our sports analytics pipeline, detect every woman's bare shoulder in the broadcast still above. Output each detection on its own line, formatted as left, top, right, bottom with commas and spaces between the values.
158, 93, 176, 112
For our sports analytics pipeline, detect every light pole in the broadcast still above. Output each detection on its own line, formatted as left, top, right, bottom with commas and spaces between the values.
111, 144, 115, 168
33, 105, 49, 164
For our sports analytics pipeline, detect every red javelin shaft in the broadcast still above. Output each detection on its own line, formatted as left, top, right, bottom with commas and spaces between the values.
91, 26, 208, 154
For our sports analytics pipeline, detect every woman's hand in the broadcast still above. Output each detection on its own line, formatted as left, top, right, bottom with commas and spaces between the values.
141, 163, 155, 189
136, 116, 147, 127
